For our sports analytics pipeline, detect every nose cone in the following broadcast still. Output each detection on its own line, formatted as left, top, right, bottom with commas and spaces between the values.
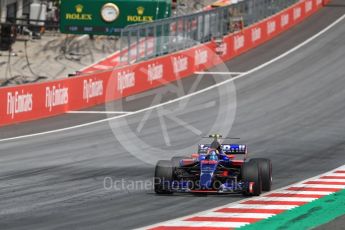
200, 173, 213, 189
199, 161, 218, 189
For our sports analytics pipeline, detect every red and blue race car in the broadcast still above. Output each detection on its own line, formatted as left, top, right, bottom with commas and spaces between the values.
154, 134, 272, 196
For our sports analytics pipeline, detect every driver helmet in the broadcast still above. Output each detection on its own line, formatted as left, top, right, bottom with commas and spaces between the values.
209, 150, 218, 161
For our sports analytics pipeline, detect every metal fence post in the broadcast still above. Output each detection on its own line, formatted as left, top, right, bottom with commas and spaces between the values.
143, 28, 147, 60
201, 12, 205, 42
136, 29, 140, 63
127, 29, 131, 65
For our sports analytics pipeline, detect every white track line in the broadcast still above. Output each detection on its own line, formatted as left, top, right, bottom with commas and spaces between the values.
265, 190, 333, 195
200, 212, 274, 218
67, 111, 133, 114
291, 184, 345, 189
252, 197, 317, 202
312, 178, 345, 182
194, 71, 245, 75
1, 14, 344, 143
229, 204, 299, 209
154, 221, 249, 228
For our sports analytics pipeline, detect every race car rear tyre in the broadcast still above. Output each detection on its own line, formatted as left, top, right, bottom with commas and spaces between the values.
251, 158, 272, 191
242, 160, 262, 196
154, 160, 173, 194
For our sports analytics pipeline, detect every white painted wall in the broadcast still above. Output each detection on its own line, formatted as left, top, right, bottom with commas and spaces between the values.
0, 0, 7, 23
0, 0, 25, 23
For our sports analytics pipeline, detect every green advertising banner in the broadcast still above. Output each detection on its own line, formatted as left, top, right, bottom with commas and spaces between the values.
60, 0, 171, 35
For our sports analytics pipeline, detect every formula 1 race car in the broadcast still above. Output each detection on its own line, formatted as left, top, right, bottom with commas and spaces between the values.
154, 134, 272, 196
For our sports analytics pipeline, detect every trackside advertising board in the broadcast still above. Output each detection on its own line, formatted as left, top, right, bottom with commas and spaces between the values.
60, 0, 171, 35
0, 0, 329, 126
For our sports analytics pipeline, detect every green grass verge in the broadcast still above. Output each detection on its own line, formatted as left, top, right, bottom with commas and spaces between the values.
238, 189, 345, 230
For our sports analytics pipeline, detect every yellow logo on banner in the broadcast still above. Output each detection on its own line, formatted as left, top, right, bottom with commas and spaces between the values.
137, 6, 145, 15
65, 4, 92, 21
75, 4, 83, 13
127, 6, 153, 22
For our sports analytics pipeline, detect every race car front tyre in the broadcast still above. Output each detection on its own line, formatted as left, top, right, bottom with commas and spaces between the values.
154, 160, 174, 194
171, 156, 186, 169
242, 160, 262, 196
251, 158, 272, 191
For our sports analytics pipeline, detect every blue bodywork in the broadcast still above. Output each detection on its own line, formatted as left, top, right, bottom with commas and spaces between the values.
200, 159, 218, 189
167, 144, 249, 193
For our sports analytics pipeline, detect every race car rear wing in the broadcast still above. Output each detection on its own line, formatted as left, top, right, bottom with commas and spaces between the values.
198, 144, 247, 154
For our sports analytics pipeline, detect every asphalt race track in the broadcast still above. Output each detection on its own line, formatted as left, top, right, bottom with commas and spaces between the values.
1, 2, 345, 229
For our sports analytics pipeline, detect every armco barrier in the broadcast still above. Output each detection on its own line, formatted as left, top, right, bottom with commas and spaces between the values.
0, 0, 330, 127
